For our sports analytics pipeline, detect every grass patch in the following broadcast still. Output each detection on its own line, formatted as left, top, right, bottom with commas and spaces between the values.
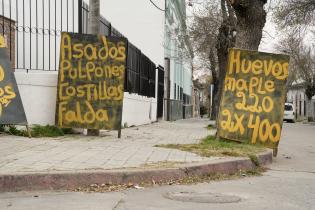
31, 125, 65, 137
0, 125, 29, 136
206, 124, 215, 130
156, 135, 266, 158
0, 125, 75, 138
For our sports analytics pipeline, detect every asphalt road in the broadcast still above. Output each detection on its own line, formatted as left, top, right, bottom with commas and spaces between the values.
0, 122, 314, 210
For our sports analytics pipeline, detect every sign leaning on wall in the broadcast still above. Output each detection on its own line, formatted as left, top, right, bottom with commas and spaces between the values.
217, 48, 290, 149
0, 36, 27, 125
56, 32, 127, 130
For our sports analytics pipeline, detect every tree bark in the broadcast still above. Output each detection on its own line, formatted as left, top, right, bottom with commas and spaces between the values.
231, 0, 267, 50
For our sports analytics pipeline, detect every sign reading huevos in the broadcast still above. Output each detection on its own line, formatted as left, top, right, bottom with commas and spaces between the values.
218, 48, 290, 149
56, 32, 127, 130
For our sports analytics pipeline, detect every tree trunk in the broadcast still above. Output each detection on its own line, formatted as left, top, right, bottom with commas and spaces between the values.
231, 0, 267, 50
215, 40, 229, 124
211, 0, 236, 122
213, 15, 236, 122
87, 0, 100, 136
191, 64, 197, 118
210, 72, 219, 121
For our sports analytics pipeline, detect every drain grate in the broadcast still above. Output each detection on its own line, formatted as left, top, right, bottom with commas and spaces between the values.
164, 191, 242, 204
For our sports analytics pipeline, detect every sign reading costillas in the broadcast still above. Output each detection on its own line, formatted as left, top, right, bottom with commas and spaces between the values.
56, 32, 127, 130
218, 48, 289, 149
0, 36, 27, 125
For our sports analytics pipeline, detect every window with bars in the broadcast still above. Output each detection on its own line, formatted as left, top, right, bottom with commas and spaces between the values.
125, 43, 156, 98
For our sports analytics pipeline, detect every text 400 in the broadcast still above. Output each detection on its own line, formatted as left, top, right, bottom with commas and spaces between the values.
248, 114, 281, 144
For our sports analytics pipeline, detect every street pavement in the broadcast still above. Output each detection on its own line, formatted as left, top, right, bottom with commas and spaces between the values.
0, 122, 314, 210
0, 119, 218, 174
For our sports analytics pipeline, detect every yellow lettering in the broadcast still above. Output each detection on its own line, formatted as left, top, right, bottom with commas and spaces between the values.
248, 114, 260, 144
228, 49, 240, 75
241, 59, 251, 74
58, 101, 68, 126
60, 60, 72, 82
4, 86, 16, 100
84, 44, 98, 60
265, 80, 275, 92
0, 65, 5, 81
59, 83, 70, 100
259, 119, 269, 143
84, 100, 96, 124
60, 33, 72, 60
269, 123, 281, 143
251, 60, 263, 75
73, 43, 84, 59
99, 35, 109, 60
262, 96, 274, 113
95, 109, 109, 122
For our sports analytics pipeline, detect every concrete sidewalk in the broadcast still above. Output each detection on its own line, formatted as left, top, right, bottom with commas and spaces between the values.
0, 119, 219, 175
0, 118, 273, 192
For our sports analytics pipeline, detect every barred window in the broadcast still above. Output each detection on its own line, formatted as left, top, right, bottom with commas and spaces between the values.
125, 43, 141, 94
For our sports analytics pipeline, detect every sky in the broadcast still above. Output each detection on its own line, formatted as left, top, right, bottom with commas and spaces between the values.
186, 0, 284, 79
259, 0, 281, 53
95, 0, 311, 70
186, 0, 281, 53
99, 0, 165, 66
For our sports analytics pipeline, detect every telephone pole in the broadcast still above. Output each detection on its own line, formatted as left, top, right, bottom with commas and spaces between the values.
87, 0, 100, 136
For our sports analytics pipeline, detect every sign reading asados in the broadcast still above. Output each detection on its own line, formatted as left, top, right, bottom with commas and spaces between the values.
56, 32, 127, 130
218, 48, 290, 149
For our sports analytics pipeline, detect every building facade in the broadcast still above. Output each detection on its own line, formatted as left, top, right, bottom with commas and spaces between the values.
287, 84, 315, 121
164, 0, 193, 121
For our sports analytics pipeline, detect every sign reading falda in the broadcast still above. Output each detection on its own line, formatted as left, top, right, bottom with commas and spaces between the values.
218, 48, 290, 149
56, 32, 127, 130
0, 37, 27, 125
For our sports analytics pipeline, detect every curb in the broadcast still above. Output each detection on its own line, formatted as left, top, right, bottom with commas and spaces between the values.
0, 151, 272, 192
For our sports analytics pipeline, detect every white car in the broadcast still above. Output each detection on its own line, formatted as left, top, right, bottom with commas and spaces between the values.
284, 103, 295, 123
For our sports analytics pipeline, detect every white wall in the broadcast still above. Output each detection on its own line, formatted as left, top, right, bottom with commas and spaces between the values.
122, 94, 157, 127
15, 71, 58, 125
15, 71, 157, 127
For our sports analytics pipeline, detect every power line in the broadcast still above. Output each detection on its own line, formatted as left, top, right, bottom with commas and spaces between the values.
149, 0, 165, 12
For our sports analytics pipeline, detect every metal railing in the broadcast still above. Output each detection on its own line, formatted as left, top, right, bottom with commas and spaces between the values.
0, 0, 157, 98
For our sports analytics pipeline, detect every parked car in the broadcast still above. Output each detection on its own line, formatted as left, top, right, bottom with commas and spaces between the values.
284, 103, 295, 123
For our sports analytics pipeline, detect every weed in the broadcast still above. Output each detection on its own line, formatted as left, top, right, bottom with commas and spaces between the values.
8, 126, 28, 137
31, 125, 64, 137
61, 128, 75, 135
207, 124, 214, 130
248, 154, 260, 167
156, 135, 266, 158
73, 167, 266, 193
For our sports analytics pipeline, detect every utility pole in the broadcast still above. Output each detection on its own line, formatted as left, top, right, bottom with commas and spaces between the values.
87, 0, 100, 136
164, 58, 170, 121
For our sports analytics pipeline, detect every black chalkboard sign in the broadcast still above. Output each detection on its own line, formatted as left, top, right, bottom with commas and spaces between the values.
218, 48, 290, 149
55, 32, 127, 130
0, 43, 27, 125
